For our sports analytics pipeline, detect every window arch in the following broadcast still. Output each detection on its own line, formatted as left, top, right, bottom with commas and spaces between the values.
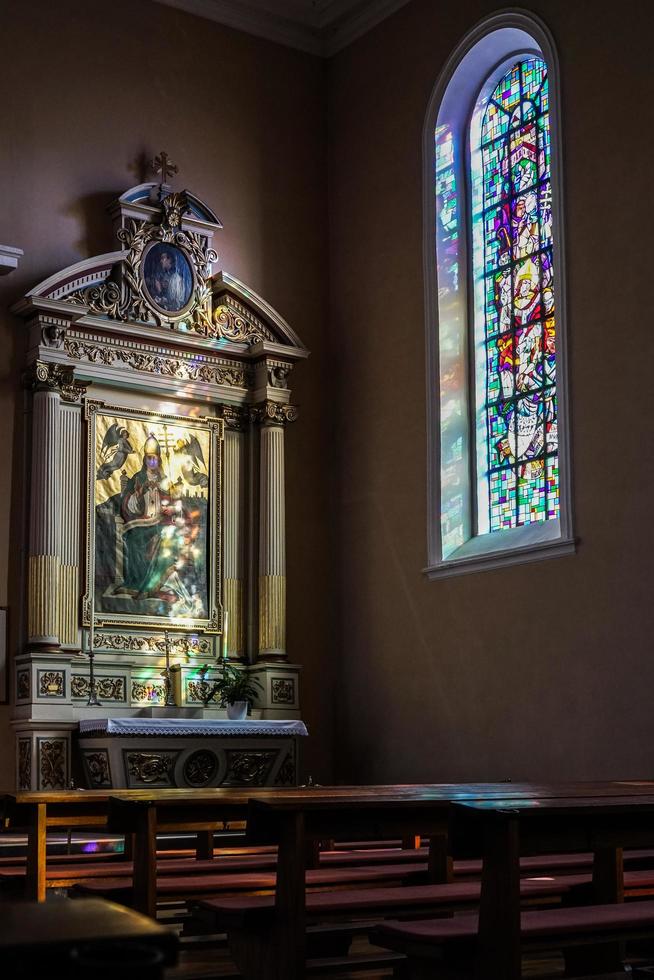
424, 13, 574, 578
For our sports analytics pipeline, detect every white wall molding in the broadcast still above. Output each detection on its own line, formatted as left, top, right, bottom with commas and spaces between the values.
0, 245, 23, 275
152, 0, 411, 56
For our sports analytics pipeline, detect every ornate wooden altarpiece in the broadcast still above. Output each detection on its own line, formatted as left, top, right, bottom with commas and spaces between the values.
10, 166, 309, 791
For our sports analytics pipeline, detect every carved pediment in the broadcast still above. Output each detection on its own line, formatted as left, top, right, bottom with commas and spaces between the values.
12, 180, 308, 358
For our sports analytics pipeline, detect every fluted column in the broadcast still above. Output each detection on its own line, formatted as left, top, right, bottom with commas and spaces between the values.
28, 388, 61, 647
26, 361, 87, 650
255, 401, 298, 663
58, 403, 82, 648
222, 411, 247, 660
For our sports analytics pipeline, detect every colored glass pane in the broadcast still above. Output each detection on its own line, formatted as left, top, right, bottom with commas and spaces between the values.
475, 56, 558, 531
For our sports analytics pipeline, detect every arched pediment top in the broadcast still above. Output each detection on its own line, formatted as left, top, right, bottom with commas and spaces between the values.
10, 174, 308, 362
115, 182, 223, 230
212, 272, 308, 353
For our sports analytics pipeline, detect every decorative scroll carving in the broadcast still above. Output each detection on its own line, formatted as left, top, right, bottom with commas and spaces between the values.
72, 675, 125, 701
100, 632, 211, 657
275, 750, 296, 787
38, 671, 64, 698
16, 670, 30, 701
39, 739, 66, 789
131, 680, 167, 704
251, 400, 299, 427
24, 361, 87, 403
84, 750, 111, 788
271, 678, 295, 705
183, 749, 218, 787
64, 189, 217, 333
219, 405, 250, 431
224, 750, 277, 785
18, 740, 31, 790
127, 752, 174, 784
212, 300, 274, 345
63, 338, 247, 388
186, 680, 213, 704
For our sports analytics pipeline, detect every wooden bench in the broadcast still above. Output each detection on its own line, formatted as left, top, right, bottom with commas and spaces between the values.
373, 900, 654, 979
193, 872, 606, 977
70, 859, 431, 905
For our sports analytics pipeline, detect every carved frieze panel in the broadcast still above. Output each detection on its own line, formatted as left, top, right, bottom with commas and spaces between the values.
274, 747, 296, 787
39, 738, 67, 789
38, 670, 65, 698
82, 750, 112, 788
97, 632, 213, 657
131, 680, 166, 705
271, 678, 295, 705
64, 336, 248, 389
224, 749, 277, 786
183, 749, 219, 787
125, 751, 177, 787
71, 675, 126, 702
16, 670, 30, 701
186, 679, 213, 704
18, 740, 31, 790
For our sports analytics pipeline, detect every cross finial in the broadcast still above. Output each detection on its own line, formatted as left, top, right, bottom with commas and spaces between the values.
150, 151, 178, 186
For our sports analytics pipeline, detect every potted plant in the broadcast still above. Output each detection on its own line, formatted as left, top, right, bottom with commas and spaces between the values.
208, 664, 262, 720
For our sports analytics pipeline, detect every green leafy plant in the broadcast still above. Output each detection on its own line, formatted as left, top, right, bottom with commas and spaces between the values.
207, 664, 262, 706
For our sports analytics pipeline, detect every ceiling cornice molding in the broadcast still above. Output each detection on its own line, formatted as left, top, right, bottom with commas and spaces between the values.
153, 0, 411, 56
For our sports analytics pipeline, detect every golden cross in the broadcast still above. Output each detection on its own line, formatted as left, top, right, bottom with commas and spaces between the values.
151, 151, 179, 185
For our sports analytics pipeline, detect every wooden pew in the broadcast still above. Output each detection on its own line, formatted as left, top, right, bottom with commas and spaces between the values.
374, 795, 654, 979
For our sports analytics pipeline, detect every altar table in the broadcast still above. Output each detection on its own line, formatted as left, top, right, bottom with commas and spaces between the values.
78, 717, 308, 790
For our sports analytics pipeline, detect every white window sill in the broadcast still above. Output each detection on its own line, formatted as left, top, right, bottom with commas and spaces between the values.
424, 520, 576, 579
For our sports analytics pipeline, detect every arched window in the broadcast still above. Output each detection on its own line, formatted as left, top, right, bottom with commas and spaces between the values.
425, 13, 574, 578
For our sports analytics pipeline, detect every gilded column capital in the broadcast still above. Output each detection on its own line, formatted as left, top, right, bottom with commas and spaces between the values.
218, 404, 250, 431
251, 400, 299, 427
24, 361, 88, 403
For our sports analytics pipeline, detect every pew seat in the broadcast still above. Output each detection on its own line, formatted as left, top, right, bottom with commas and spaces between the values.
372, 899, 654, 969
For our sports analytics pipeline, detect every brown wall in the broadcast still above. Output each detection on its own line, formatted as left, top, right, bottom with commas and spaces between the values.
0, 0, 334, 786
328, 0, 654, 782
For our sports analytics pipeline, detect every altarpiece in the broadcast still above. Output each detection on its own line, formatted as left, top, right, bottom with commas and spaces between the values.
10, 168, 308, 790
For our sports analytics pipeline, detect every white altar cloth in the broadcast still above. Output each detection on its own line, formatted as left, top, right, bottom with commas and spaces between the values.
79, 718, 308, 737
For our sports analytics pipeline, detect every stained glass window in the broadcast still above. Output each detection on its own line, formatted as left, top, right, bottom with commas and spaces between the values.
472, 57, 558, 533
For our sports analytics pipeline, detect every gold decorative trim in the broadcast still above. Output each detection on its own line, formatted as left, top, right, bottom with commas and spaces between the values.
64, 191, 217, 334
224, 578, 245, 657
98, 632, 212, 656
212, 294, 275, 345
72, 675, 126, 701
258, 574, 286, 654
64, 338, 247, 388
83, 400, 223, 633
58, 565, 79, 647
38, 670, 65, 698
28, 555, 60, 641
131, 680, 167, 704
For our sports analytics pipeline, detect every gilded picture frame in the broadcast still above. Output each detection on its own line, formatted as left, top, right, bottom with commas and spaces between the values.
83, 400, 223, 633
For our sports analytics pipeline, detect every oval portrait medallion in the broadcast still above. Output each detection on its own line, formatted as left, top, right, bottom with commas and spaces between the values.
142, 242, 194, 315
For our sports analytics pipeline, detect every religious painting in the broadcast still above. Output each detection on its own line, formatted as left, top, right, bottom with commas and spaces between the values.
84, 401, 222, 632
142, 242, 195, 315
